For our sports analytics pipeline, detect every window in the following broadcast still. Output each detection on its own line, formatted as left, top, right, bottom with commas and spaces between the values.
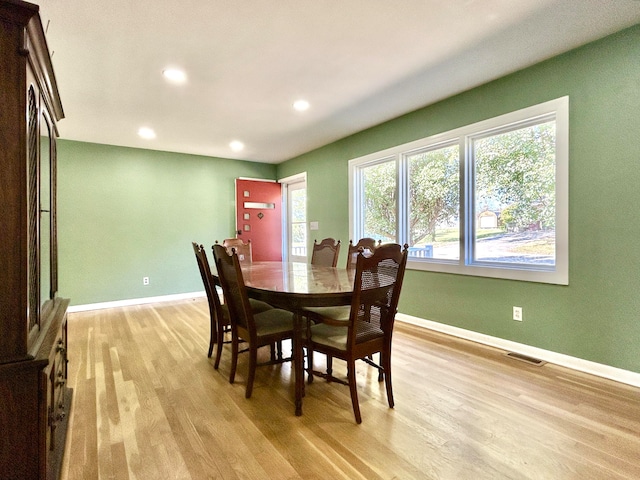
350, 97, 568, 284
361, 158, 397, 243
407, 143, 460, 260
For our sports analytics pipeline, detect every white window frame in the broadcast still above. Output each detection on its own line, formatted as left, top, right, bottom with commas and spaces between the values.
349, 97, 569, 285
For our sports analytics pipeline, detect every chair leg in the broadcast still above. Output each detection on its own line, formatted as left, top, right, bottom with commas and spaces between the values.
277, 340, 283, 360
229, 333, 239, 384
213, 338, 224, 370
246, 345, 258, 399
347, 360, 362, 424
207, 314, 217, 358
326, 355, 333, 382
213, 322, 225, 370
382, 351, 394, 408
377, 352, 384, 382
307, 346, 314, 384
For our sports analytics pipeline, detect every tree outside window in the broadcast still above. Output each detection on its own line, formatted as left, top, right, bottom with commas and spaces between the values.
351, 97, 568, 284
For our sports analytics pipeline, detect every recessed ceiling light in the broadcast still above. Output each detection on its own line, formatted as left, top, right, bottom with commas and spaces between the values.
162, 68, 187, 84
293, 99, 310, 112
138, 127, 156, 139
230, 140, 244, 152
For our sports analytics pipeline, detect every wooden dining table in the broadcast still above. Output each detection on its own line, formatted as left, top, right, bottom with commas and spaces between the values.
240, 261, 355, 416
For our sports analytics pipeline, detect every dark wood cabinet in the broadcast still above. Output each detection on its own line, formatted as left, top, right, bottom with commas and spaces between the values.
0, 1, 70, 478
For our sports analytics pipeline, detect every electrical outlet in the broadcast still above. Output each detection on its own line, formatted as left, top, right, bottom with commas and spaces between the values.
143, 276, 150, 286
513, 306, 523, 321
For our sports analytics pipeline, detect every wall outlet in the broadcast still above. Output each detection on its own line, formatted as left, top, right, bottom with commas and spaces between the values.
513, 306, 523, 321
143, 276, 150, 286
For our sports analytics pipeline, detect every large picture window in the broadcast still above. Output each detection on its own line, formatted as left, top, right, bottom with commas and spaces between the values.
350, 97, 568, 284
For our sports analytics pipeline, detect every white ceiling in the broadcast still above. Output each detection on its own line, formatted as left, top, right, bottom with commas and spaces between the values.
34, 0, 640, 163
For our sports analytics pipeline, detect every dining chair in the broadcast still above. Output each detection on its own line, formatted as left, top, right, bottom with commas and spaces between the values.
303, 238, 382, 326
346, 238, 381, 269
220, 238, 252, 264
310, 238, 341, 267
212, 244, 295, 398
221, 238, 243, 248
191, 242, 271, 369
192, 242, 226, 360
304, 243, 409, 423
219, 240, 287, 361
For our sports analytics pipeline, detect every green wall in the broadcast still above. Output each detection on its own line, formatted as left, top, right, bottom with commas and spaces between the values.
58, 142, 276, 305
56, 26, 639, 373
277, 26, 640, 373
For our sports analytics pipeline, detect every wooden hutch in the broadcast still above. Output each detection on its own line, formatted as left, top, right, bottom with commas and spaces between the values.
0, 0, 71, 478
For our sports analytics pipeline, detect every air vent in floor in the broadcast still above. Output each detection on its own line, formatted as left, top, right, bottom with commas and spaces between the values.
506, 352, 546, 366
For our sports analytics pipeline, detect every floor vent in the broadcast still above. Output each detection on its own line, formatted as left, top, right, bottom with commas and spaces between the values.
506, 352, 546, 366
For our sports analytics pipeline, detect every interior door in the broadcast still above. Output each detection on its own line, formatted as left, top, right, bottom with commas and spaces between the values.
235, 178, 282, 261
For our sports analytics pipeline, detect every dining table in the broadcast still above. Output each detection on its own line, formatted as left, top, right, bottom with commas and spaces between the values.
240, 261, 355, 416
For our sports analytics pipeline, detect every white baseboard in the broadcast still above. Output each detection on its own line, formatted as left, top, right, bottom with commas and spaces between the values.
67, 291, 206, 313
397, 313, 640, 389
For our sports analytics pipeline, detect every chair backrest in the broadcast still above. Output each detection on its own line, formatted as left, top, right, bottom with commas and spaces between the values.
346, 238, 381, 269
212, 243, 255, 337
192, 242, 225, 321
220, 238, 252, 264
222, 238, 243, 247
347, 243, 408, 349
311, 238, 341, 267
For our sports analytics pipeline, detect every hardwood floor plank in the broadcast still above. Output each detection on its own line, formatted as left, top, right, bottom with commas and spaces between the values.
109, 441, 129, 480
60, 298, 640, 480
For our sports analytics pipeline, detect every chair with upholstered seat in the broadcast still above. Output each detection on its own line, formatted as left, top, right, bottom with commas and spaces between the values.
192, 242, 223, 359
192, 242, 271, 370
310, 238, 341, 267
304, 237, 382, 326
212, 244, 295, 398
222, 238, 243, 248
219, 239, 287, 361
220, 238, 252, 264
346, 238, 381, 269
304, 243, 408, 423
304, 237, 379, 374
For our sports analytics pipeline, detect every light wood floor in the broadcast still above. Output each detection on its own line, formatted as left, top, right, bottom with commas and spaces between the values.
60, 298, 640, 480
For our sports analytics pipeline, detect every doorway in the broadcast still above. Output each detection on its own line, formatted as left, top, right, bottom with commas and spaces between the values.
280, 173, 307, 262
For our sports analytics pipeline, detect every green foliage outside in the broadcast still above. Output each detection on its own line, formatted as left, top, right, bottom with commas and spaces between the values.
291, 188, 307, 251
362, 121, 556, 247
408, 145, 459, 244
475, 121, 556, 231
363, 161, 397, 242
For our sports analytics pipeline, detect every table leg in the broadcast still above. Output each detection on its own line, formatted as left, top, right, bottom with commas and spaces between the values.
294, 310, 303, 416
